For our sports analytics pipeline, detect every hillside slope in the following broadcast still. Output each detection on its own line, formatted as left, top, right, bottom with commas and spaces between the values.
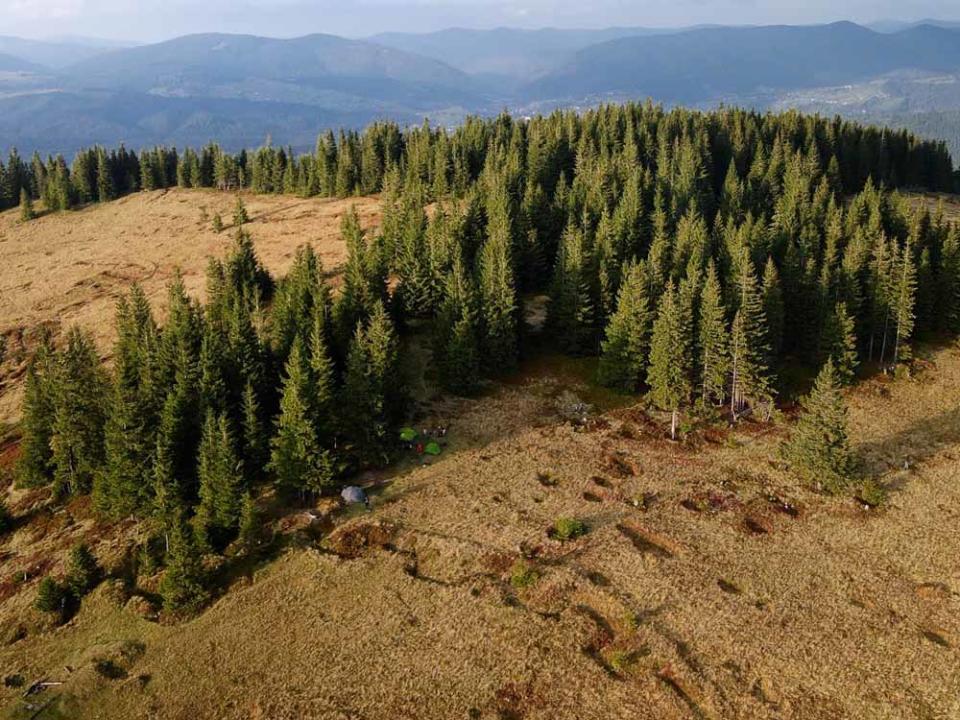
1, 327, 959, 719
0, 189, 382, 422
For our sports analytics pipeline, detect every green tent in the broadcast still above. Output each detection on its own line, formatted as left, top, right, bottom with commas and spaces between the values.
424, 441, 442, 456
399, 427, 418, 442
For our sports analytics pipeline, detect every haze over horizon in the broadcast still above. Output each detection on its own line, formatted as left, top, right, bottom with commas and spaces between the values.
3, 0, 960, 43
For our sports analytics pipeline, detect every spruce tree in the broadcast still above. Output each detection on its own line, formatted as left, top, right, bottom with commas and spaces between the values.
96, 149, 114, 203
152, 340, 202, 525
65, 543, 101, 597
333, 209, 385, 355
433, 252, 481, 394
343, 302, 402, 466
233, 195, 249, 228
762, 258, 785, 360
941, 225, 960, 333
237, 492, 261, 554
50, 327, 107, 498
648, 283, 692, 440
16, 340, 56, 488
821, 301, 859, 386
781, 358, 856, 493
697, 262, 730, 405
730, 255, 774, 419
598, 261, 652, 392
19, 188, 34, 221
96, 290, 159, 518
241, 380, 267, 483
35, 576, 68, 618
160, 514, 210, 614
547, 223, 596, 355
269, 338, 332, 498
891, 241, 917, 369
308, 301, 336, 437
195, 412, 243, 550
478, 208, 518, 374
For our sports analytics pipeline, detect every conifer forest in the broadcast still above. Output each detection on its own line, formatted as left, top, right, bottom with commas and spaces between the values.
8, 104, 960, 612
3, 87, 960, 719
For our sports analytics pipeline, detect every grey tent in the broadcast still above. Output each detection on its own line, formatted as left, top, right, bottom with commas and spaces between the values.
341, 485, 370, 509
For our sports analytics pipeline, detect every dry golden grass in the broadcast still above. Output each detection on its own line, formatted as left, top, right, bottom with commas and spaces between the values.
0, 189, 381, 423
902, 190, 960, 222
1, 339, 959, 720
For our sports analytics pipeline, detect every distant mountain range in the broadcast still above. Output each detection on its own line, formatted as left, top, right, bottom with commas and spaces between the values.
524, 22, 960, 104
369, 26, 707, 86
2, 21, 960, 158
0, 35, 133, 69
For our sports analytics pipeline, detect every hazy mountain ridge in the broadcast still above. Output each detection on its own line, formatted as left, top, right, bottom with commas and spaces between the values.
64, 33, 474, 93
0, 51, 43, 73
2, 22, 960, 156
526, 22, 960, 102
368, 26, 687, 81
0, 35, 125, 69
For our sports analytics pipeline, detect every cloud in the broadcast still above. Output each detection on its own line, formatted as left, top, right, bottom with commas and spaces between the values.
9, 0, 85, 20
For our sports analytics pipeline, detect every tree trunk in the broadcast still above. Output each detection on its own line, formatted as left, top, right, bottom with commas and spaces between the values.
879, 310, 890, 368
730, 354, 739, 421
671, 408, 678, 441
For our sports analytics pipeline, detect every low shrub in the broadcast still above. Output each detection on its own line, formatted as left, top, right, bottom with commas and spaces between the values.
35, 577, 67, 615
552, 517, 588, 541
509, 560, 539, 590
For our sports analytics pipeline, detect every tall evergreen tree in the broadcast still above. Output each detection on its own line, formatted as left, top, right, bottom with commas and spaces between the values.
240, 380, 268, 483
19, 188, 34, 221
269, 338, 332, 498
821, 301, 859, 386
50, 328, 107, 498
478, 193, 519, 373
96, 149, 114, 203
343, 302, 402, 466
333, 208, 385, 355
762, 258, 785, 360
152, 342, 202, 516
194, 412, 243, 549
308, 301, 337, 437
781, 358, 856, 493
160, 513, 210, 613
730, 255, 774, 419
16, 338, 56, 488
891, 241, 917, 369
598, 261, 652, 392
547, 223, 597, 354
648, 283, 692, 440
697, 262, 730, 406
433, 252, 481, 394
95, 288, 159, 517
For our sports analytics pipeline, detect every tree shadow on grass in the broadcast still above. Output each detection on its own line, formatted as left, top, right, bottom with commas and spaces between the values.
855, 406, 960, 479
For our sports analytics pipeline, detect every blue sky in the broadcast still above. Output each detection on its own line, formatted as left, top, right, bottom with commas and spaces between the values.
4, 0, 960, 42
